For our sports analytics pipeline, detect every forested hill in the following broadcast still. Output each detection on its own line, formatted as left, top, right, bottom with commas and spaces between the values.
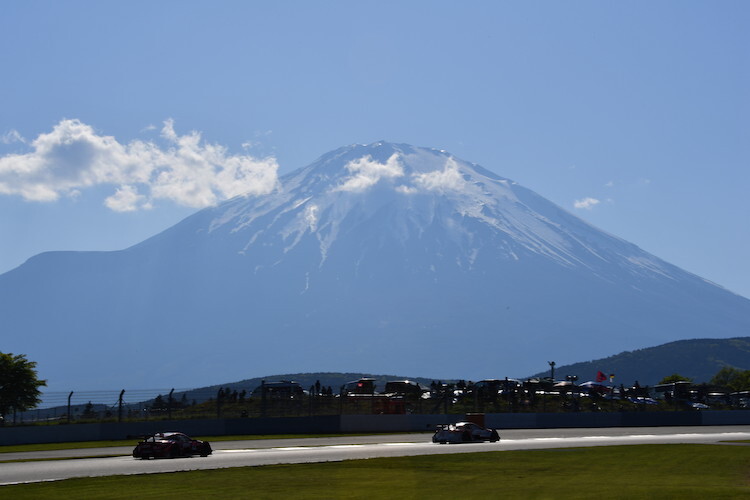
528, 337, 750, 386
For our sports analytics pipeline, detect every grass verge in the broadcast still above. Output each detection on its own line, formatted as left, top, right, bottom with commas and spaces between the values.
3, 444, 750, 499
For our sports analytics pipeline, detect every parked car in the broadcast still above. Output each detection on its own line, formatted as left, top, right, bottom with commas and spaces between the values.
628, 396, 658, 405
685, 401, 710, 410
383, 380, 427, 398
432, 422, 500, 444
132, 432, 212, 459
251, 380, 306, 399
341, 378, 377, 395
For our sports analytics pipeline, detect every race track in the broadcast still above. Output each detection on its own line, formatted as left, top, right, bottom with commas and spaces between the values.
3, 426, 750, 485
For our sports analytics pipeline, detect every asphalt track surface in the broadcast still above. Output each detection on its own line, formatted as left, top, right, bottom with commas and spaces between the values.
3, 426, 750, 486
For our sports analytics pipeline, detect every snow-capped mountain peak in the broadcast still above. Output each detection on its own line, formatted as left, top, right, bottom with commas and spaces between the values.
4, 141, 747, 390
201, 142, 659, 278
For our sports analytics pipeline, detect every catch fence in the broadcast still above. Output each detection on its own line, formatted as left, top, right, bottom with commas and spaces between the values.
8, 381, 748, 427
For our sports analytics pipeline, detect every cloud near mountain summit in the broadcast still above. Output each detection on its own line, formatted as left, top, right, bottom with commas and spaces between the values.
335, 154, 477, 197
0, 119, 279, 211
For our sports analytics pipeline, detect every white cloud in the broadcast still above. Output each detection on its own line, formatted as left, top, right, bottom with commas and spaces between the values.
395, 185, 418, 194
105, 185, 149, 212
336, 153, 404, 192
1, 130, 26, 145
0, 119, 279, 210
412, 157, 473, 194
573, 197, 601, 210
242, 130, 274, 151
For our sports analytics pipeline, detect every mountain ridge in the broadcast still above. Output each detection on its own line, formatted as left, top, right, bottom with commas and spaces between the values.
527, 337, 750, 386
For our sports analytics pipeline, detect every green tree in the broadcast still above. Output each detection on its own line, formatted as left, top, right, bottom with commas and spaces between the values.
152, 395, 166, 410
82, 401, 97, 419
710, 366, 750, 392
658, 373, 692, 384
0, 352, 46, 420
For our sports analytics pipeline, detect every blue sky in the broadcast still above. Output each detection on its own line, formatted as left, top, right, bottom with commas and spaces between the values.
1, 1, 748, 297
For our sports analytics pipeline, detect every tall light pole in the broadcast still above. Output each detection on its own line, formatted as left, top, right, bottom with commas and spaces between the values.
548, 361, 556, 381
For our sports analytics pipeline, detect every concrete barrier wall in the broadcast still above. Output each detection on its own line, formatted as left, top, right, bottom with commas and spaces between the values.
702, 411, 750, 426
2, 411, 749, 446
222, 415, 340, 436
486, 410, 750, 429
0, 415, 341, 446
339, 411, 750, 433
340, 414, 462, 433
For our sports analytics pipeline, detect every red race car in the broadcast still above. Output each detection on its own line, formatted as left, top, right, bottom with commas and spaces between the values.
132, 432, 212, 459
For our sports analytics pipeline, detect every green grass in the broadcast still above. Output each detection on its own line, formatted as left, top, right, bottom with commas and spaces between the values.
3, 444, 750, 498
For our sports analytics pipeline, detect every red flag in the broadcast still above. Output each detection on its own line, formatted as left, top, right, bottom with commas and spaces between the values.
595, 371, 607, 382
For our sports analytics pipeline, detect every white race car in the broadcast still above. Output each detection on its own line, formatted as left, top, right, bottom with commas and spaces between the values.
432, 421, 500, 444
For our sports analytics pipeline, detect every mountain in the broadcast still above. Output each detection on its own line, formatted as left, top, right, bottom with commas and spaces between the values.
2, 142, 749, 391
527, 337, 750, 387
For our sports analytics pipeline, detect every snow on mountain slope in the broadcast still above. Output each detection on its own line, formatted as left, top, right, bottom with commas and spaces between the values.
148, 142, 683, 282
1, 142, 748, 390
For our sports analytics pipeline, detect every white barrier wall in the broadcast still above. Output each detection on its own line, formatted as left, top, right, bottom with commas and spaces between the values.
2, 411, 749, 446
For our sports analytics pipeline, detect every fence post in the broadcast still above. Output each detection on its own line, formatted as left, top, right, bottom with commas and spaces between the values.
261, 381, 266, 417
168, 388, 174, 420
67, 391, 73, 423
216, 389, 223, 419
118, 390, 125, 423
